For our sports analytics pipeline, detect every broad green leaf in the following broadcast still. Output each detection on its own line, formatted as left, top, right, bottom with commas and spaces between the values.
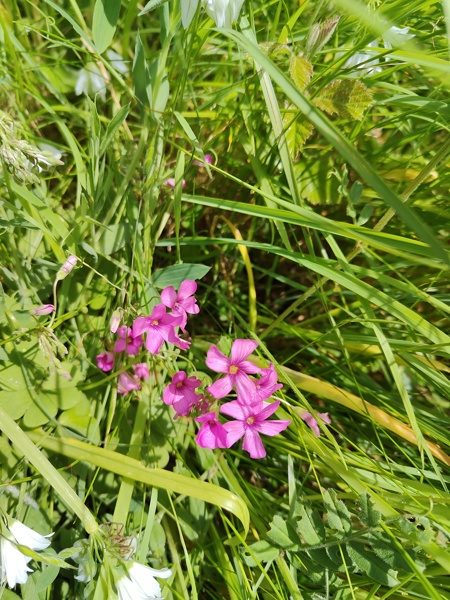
296, 505, 325, 545
347, 541, 400, 586
368, 531, 413, 572
283, 108, 313, 159
323, 489, 351, 534
132, 33, 151, 107
289, 55, 313, 91
243, 540, 279, 566
305, 16, 340, 59
314, 79, 373, 120
267, 515, 300, 549
99, 104, 130, 156
151, 263, 211, 288
358, 493, 381, 528
92, 0, 121, 54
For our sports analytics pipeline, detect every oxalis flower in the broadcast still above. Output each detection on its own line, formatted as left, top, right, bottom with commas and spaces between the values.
133, 304, 189, 355
195, 411, 228, 449
181, 0, 244, 28
206, 339, 260, 399
116, 561, 172, 600
0, 519, 52, 588
163, 371, 202, 417
114, 326, 143, 356
300, 411, 331, 438
160, 280, 200, 331
221, 400, 290, 459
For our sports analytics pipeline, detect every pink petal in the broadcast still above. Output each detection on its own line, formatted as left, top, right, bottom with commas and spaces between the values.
242, 428, 266, 459
230, 339, 258, 364
207, 375, 234, 399
318, 412, 331, 425
114, 338, 127, 353
255, 400, 281, 421
254, 419, 290, 437
237, 360, 261, 375
222, 420, 246, 446
133, 316, 152, 337
178, 280, 197, 299
235, 373, 259, 400
150, 304, 167, 320
206, 345, 230, 373
160, 286, 177, 308
145, 331, 164, 354
220, 400, 248, 420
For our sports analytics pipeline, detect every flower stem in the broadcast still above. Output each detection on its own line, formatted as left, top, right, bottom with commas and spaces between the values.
0, 405, 99, 534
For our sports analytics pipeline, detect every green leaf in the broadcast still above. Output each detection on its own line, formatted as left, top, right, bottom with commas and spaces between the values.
296, 505, 325, 545
323, 489, 351, 534
243, 540, 280, 566
267, 515, 300, 549
305, 16, 340, 59
347, 541, 400, 586
358, 493, 381, 528
283, 107, 313, 159
92, 0, 121, 54
368, 531, 413, 572
99, 104, 130, 156
138, 0, 169, 15
151, 263, 211, 288
314, 79, 373, 120
132, 33, 151, 107
289, 55, 313, 91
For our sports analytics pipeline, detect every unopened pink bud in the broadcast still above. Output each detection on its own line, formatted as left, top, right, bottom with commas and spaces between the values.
110, 308, 123, 333
163, 178, 186, 190
32, 304, 55, 316
56, 255, 78, 281
193, 154, 214, 167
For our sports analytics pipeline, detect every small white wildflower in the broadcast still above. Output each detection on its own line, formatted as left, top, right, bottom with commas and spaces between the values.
116, 562, 172, 600
382, 26, 415, 50
181, 0, 244, 28
0, 519, 52, 588
107, 49, 129, 75
75, 64, 107, 100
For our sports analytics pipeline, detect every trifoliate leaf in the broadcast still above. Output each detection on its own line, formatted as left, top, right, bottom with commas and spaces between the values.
267, 515, 300, 549
347, 541, 400, 587
314, 79, 373, 120
289, 55, 313, 91
324, 489, 351, 535
283, 107, 313, 160
358, 493, 381, 528
305, 16, 340, 59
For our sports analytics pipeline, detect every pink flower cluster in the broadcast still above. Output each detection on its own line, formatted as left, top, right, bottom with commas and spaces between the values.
95, 280, 199, 395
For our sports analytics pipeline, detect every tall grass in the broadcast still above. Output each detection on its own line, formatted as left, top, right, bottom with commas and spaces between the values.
1, 0, 450, 598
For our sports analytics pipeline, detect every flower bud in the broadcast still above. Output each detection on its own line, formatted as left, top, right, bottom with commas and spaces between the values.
32, 304, 55, 316
56, 255, 78, 281
109, 308, 123, 333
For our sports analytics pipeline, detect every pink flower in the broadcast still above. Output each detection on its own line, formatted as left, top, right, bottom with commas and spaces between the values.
195, 412, 228, 449
160, 280, 200, 330
300, 411, 331, 438
32, 304, 55, 316
163, 371, 202, 417
133, 305, 190, 355
56, 255, 78, 281
114, 326, 143, 356
252, 364, 283, 402
96, 351, 115, 372
221, 400, 290, 459
133, 363, 150, 379
206, 339, 260, 399
193, 154, 214, 166
118, 372, 141, 395
163, 177, 186, 189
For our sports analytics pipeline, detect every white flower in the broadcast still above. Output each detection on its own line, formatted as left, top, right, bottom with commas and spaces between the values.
0, 520, 52, 588
181, 0, 244, 28
75, 64, 107, 100
116, 562, 172, 600
382, 26, 414, 50
107, 50, 129, 75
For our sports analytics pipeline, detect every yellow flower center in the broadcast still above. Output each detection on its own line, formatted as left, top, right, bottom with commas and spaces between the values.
229, 365, 239, 374
152, 320, 159, 326
246, 416, 255, 425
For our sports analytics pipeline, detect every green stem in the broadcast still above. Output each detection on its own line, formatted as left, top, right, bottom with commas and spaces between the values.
0, 405, 99, 534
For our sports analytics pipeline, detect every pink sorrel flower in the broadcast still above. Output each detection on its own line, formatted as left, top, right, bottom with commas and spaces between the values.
221, 400, 290, 459
193, 154, 214, 166
133, 363, 150, 379
114, 326, 143, 355
206, 339, 260, 399
163, 371, 202, 417
32, 304, 55, 316
96, 351, 114, 372
195, 412, 228, 449
300, 411, 331, 438
163, 177, 186, 189
133, 304, 189, 355
56, 255, 78, 281
160, 280, 200, 330
252, 364, 283, 402
118, 372, 141, 395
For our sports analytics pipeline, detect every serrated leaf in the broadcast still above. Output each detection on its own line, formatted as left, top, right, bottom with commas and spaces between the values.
283, 108, 313, 160
267, 515, 300, 549
358, 494, 381, 528
308, 547, 340, 569
368, 531, 413, 572
347, 541, 399, 586
243, 540, 280, 566
324, 489, 352, 535
314, 79, 373, 120
296, 505, 325, 545
398, 515, 434, 543
305, 16, 340, 59
289, 55, 313, 91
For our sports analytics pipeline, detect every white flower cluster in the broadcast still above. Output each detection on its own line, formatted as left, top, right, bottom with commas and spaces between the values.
181, 0, 244, 28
